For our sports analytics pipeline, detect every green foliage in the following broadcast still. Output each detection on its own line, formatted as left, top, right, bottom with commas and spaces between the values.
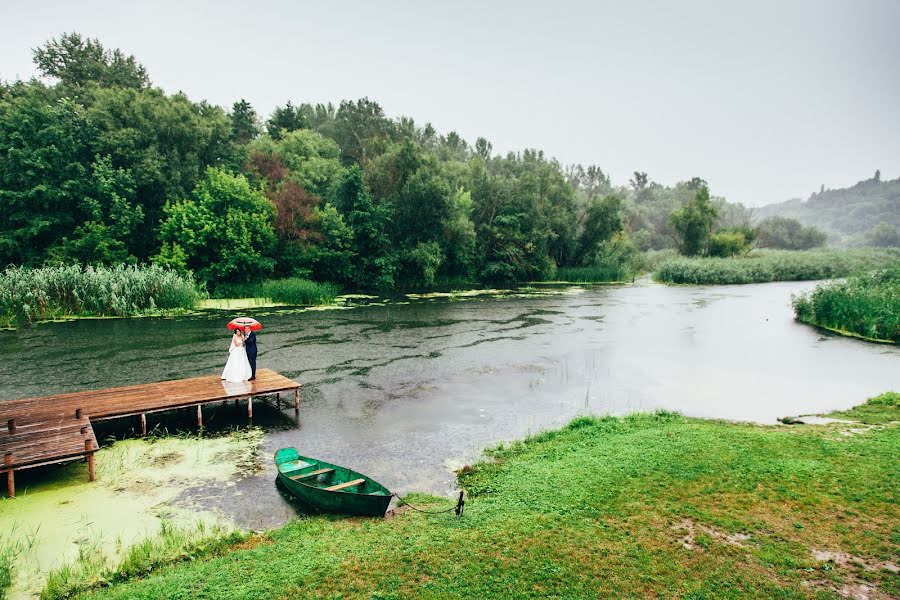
33, 32, 149, 89
0, 264, 200, 324
756, 216, 827, 250
669, 187, 719, 256
865, 222, 900, 247
574, 195, 624, 265
792, 265, 900, 343
653, 248, 899, 285
80, 395, 899, 599
828, 392, 899, 424
707, 229, 750, 258
211, 278, 339, 305
155, 168, 277, 284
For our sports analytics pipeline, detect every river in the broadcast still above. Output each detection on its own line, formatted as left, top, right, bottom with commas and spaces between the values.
1, 280, 897, 530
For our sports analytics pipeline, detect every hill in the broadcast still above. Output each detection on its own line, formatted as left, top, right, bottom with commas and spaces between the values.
756, 172, 900, 245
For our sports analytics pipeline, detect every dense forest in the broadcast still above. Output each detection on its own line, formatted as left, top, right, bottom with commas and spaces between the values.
3, 34, 890, 293
756, 172, 900, 247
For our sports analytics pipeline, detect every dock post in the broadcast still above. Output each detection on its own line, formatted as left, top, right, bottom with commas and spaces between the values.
197, 404, 203, 430
75, 408, 82, 419
294, 389, 300, 414
248, 396, 253, 419
4, 452, 13, 498
7, 418, 14, 433
85, 439, 95, 481
276, 392, 281, 410
141, 413, 147, 436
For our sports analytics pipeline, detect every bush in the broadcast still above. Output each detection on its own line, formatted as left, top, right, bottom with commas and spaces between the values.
792, 265, 900, 342
210, 277, 339, 305
0, 264, 200, 324
653, 249, 899, 285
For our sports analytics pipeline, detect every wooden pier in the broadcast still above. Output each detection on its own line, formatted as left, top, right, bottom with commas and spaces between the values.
1, 369, 300, 497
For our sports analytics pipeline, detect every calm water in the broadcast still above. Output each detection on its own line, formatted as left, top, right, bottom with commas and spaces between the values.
2, 281, 897, 529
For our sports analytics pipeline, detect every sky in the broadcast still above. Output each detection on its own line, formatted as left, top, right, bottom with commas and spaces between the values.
1, 0, 898, 207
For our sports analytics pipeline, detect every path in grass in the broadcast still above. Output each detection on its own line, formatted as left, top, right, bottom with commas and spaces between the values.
77, 393, 899, 599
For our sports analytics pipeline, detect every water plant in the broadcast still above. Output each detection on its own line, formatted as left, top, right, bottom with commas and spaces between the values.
792, 264, 900, 343
0, 264, 201, 325
210, 278, 340, 306
653, 248, 899, 285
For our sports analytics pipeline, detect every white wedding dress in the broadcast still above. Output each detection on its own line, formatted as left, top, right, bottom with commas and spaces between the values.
221, 340, 253, 382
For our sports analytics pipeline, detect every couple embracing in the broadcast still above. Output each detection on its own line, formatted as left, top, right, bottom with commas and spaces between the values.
221, 325, 258, 383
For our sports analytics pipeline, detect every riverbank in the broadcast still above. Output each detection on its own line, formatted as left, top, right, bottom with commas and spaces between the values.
66, 392, 898, 599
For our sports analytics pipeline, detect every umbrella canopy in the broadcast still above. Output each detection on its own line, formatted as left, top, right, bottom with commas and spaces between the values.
228, 317, 262, 331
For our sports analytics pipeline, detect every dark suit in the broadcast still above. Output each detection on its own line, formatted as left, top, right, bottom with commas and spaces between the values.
244, 332, 258, 380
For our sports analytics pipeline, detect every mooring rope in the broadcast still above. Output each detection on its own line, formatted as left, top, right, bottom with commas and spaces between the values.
392, 491, 465, 517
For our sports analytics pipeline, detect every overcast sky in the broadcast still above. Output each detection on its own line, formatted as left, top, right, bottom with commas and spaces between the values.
2, 0, 898, 206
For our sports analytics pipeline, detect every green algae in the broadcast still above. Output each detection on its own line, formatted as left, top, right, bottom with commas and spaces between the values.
0, 429, 262, 598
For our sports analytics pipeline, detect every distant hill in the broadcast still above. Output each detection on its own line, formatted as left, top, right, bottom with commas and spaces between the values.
756, 172, 900, 245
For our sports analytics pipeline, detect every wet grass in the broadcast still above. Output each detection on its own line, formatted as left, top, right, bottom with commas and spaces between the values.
653, 248, 899, 285
792, 265, 900, 343
78, 392, 899, 599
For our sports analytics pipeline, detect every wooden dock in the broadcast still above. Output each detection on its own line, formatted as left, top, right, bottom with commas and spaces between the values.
1, 369, 300, 497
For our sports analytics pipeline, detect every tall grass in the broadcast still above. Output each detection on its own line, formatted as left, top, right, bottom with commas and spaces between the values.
0, 532, 20, 597
41, 520, 248, 600
653, 248, 899, 285
211, 277, 340, 305
792, 265, 900, 343
0, 264, 201, 325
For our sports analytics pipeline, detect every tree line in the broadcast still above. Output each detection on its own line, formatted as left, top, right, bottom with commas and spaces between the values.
0, 33, 834, 291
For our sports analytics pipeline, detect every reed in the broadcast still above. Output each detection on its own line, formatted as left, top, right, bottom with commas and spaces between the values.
0, 264, 201, 325
555, 265, 630, 283
211, 277, 340, 306
792, 265, 900, 343
653, 248, 899, 285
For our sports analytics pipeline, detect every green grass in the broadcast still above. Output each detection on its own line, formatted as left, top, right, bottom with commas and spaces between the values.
653, 248, 900, 285
41, 521, 250, 600
76, 393, 899, 599
0, 264, 201, 326
210, 278, 340, 306
792, 265, 900, 343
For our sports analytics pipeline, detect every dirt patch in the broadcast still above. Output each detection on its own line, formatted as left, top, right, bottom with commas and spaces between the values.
803, 549, 899, 600
149, 450, 184, 467
672, 518, 751, 550
230, 534, 274, 551
812, 549, 899, 574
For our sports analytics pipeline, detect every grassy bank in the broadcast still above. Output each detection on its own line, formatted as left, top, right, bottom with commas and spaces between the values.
74, 393, 898, 599
653, 248, 899, 285
793, 266, 900, 343
210, 278, 340, 306
0, 265, 201, 327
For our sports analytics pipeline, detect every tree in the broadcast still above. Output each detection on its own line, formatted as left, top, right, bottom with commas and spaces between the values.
231, 99, 260, 144
864, 222, 899, 247
333, 166, 396, 289
33, 32, 149, 89
154, 168, 277, 284
266, 101, 309, 139
669, 187, 719, 256
574, 195, 624, 265
756, 216, 827, 250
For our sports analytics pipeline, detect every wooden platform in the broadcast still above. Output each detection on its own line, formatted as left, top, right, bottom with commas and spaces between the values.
1, 369, 300, 497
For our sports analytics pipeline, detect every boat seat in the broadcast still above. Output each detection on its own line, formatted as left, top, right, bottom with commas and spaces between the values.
289, 468, 334, 481
324, 478, 366, 492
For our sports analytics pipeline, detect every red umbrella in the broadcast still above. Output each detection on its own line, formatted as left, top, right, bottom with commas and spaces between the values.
227, 317, 262, 331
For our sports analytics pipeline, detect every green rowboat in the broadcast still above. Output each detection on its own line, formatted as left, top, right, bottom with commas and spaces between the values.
274, 448, 393, 517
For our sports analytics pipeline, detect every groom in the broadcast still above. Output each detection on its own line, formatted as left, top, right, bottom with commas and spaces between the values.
243, 325, 258, 380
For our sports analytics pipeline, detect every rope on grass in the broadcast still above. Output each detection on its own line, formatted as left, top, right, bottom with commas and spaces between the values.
392, 491, 465, 517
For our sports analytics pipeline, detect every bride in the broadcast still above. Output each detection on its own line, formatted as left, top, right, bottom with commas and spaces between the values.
221, 328, 253, 382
